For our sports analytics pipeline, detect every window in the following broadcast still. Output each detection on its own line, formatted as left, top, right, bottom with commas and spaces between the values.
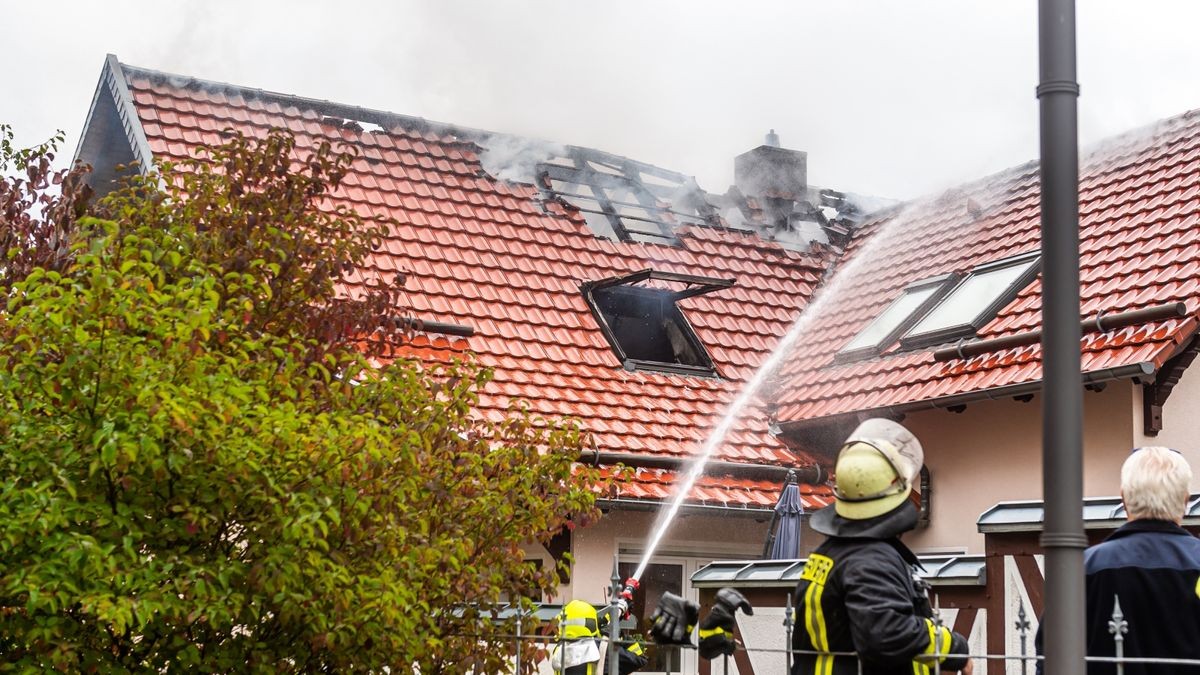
901, 252, 1040, 347
835, 252, 1041, 361
836, 274, 958, 361
617, 561, 684, 674
583, 269, 733, 377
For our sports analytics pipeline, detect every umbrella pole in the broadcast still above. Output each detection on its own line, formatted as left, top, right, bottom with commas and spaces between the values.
761, 510, 781, 558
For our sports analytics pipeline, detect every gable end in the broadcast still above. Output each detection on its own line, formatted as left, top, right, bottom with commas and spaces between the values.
73, 54, 154, 195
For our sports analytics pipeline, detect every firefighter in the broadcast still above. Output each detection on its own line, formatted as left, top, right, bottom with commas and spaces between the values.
552, 599, 647, 675
609, 637, 648, 675
792, 418, 972, 675
552, 600, 602, 675
698, 588, 754, 659
600, 608, 649, 675
649, 588, 753, 660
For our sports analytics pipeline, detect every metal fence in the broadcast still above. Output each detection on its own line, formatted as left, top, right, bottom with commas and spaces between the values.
489, 594, 1200, 675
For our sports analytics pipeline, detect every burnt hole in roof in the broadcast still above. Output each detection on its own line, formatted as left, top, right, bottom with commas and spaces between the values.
536, 147, 719, 245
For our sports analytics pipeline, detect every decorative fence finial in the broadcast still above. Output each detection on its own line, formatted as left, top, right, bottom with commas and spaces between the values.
1109, 595, 1129, 675
1016, 599, 1031, 675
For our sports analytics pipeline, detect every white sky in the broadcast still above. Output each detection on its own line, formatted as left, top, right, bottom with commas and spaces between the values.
3, 1, 1199, 201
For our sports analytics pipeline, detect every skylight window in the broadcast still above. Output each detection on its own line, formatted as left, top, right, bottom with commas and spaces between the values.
901, 252, 1040, 347
836, 275, 957, 361
582, 269, 734, 377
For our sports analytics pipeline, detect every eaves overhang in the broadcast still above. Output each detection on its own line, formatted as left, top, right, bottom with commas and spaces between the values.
775, 360, 1156, 436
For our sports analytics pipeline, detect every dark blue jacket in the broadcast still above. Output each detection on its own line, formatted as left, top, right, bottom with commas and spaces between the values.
791, 537, 969, 675
1038, 519, 1200, 674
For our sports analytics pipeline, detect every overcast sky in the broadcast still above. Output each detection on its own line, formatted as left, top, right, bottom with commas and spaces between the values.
4, 1, 1199, 201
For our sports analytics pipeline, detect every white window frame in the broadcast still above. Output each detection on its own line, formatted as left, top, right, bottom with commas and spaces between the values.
900, 252, 1040, 349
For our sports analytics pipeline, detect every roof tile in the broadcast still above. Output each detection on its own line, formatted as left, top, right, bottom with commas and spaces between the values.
774, 109, 1200, 424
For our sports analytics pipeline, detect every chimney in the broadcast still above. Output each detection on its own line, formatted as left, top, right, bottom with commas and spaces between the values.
734, 130, 807, 200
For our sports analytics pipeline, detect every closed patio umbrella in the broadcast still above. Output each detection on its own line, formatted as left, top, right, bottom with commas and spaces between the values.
764, 470, 804, 560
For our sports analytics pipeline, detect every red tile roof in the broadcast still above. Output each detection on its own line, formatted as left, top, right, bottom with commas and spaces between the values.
773, 109, 1200, 426
113, 61, 831, 509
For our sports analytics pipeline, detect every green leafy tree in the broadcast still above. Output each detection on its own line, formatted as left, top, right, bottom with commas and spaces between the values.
0, 127, 605, 672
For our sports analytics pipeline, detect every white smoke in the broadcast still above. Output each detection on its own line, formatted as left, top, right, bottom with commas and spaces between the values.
476, 134, 566, 184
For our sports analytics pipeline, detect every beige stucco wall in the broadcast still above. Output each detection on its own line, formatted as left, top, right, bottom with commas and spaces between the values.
898, 382, 1137, 553
566, 508, 770, 602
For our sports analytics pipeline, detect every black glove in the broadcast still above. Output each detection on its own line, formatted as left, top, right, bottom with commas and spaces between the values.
649, 592, 699, 645
616, 640, 648, 675
698, 588, 753, 660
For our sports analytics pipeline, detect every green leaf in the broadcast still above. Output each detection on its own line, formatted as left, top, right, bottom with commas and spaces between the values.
0, 126, 605, 672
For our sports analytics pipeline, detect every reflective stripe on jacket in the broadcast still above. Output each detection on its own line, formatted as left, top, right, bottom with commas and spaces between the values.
791, 537, 969, 675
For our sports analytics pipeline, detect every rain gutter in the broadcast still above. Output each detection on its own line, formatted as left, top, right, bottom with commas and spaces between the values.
775, 361, 1155, 435
579, 450, 824, 485
596, 498, 774, 519
932, 302, 1187, 362
893, 361, 1153, 413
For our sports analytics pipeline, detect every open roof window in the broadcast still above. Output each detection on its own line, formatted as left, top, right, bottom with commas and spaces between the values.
582, 269, 734, 377
540, 147, 719, 245
836, 274, 958, 362
900, 252, 1040, 348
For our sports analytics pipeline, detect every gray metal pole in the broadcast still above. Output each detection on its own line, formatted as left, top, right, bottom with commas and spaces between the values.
784, 591, 794, 674
1037, 1, 1087, 675
609, 559, 622, 675
515, 605, 522, 675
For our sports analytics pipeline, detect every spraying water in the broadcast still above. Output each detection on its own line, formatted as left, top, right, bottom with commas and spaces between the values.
628, 203, 935, 583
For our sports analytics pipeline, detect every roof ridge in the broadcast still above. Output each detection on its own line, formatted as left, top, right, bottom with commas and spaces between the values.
855, 108, 1200, 235
117, 58, 487, 144
116, 56, 712, 191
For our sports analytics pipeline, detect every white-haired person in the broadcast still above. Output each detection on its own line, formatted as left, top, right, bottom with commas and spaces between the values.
1038, 446, 1200, 675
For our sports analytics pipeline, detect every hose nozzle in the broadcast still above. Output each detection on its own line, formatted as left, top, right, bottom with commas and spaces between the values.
616, 578, 639, 617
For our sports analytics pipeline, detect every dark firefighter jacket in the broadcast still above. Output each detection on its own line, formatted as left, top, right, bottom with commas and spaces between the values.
1035, 519, 1200, 675
791, 536, 969, 675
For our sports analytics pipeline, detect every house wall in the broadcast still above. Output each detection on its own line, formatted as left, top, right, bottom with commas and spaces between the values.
568, 509, 771, 603
1134, 362, 1200, 469
898, 383, 1136, 553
